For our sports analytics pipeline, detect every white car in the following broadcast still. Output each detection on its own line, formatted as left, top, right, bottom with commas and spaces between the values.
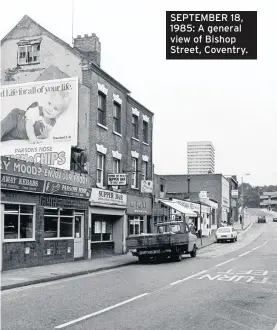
216, 226, 237, 243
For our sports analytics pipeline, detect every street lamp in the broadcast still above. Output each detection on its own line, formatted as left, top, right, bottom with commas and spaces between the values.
241, 173, 250, 229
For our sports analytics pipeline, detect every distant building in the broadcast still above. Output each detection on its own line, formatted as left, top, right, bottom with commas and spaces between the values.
260, 192, 277, 211
187, 141, 215, 174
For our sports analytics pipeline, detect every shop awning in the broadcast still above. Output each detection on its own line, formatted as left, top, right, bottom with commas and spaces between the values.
160, 200, 197, 217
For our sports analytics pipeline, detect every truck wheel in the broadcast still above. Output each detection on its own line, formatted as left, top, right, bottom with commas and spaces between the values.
190, 245, 197, 258
172, 249, 182, 262
138, 255, 149, 264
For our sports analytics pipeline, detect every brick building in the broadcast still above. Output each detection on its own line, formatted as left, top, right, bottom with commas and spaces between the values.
1, 15, 154, 267
161, 174, 230, 226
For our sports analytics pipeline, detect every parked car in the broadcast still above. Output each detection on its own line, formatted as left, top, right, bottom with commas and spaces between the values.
216, 226, 237, 243
258, 216, 266, 223
273, 217, 277, 223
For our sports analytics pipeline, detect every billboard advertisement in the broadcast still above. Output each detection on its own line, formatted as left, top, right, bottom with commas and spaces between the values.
0, 77, 78, 170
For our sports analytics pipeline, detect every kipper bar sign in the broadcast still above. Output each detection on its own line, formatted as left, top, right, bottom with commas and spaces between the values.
166, 11, 257, 60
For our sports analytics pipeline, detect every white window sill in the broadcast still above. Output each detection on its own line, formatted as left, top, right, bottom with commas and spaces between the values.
132, 137, 140, 142
96, 183, 105, 188
143, 142, 149, 146
131, 187, 139, 190
97, 123, 108, 130
113, 131, 122, 137
91, 241, 114, 244
44, 237, 74, 240
4, 239, 36, 243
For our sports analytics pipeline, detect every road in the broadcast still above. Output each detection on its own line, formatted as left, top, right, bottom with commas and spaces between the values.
1, 217, 277, 330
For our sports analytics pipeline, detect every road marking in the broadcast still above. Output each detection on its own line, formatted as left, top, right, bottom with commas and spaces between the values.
170, 269, 208, 286
55, 292, 149, 329
273, 322, 277, 330
215, 258, 236, 267
238, 251, 251, 257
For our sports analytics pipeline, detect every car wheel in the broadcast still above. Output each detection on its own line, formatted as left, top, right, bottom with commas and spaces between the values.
190, 244, 197, 258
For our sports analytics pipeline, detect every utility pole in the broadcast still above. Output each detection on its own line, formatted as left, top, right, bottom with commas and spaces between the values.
241, 176, 244, 230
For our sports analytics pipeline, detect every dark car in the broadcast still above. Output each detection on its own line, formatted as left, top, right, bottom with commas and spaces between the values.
273, 217, 277, 223
258, 216, 266, 223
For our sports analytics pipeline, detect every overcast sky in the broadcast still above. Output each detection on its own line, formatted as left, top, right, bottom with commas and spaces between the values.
1, 0, 276, 186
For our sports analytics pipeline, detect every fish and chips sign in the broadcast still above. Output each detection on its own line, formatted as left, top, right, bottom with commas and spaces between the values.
107, 173, 127, 186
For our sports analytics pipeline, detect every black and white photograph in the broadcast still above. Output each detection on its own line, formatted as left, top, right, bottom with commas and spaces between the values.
0, 0, 276, 329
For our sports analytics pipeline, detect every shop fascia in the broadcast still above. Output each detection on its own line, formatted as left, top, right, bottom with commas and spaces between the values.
89, 187, 127, 207
172, 198, 211, 215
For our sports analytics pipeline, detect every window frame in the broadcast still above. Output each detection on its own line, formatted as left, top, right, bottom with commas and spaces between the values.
91, 216, 113, 242
128, 216, 144, 235
17, 44, 40, 65
113, 102, 121, 134
3, 202, 36, 242
113, 158, 120, 174
44, 208, 76, 240
97, 153, 105, 187
132, 115, 139, 139
97, 92, 107, 126
142, 120, 149, 144
141, 161, 148, 181
131, 157, 138, 189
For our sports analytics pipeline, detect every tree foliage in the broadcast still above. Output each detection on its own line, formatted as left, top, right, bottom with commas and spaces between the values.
238, 184, 277, 208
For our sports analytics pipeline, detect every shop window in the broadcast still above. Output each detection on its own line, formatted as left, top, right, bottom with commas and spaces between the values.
44, 208, 74, 239
129, 216, 144, 235
3, 204, 34, 241
91, 216, 113, 242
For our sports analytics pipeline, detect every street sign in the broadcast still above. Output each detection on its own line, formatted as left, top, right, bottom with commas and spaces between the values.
199, 191, 208, 199
231, 190, 239, 198
107, 173, 127, 186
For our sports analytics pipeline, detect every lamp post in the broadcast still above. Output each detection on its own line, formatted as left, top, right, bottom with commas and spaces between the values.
241, 173, 250, 229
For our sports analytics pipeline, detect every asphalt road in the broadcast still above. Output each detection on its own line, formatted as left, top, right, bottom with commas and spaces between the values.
2, 218, 277, 330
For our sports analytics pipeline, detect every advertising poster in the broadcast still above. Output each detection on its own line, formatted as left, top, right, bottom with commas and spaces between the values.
0, 77, 78, 170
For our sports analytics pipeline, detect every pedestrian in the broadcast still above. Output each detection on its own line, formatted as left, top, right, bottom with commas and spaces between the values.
239, 214, 242, 224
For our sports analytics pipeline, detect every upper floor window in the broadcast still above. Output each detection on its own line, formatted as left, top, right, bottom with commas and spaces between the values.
131, 157, 138, 188
113, 102, 121, 134
113, 158, 120, 174
98, 92, 107, 126
18, 44, 40, 65
97, 153, 105, 186
132, 115, 139, 139
143, 120, 149, 143
141, 161, 148, 180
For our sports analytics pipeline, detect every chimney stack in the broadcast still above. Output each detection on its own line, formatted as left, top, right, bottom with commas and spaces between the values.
73, 33, 101, 67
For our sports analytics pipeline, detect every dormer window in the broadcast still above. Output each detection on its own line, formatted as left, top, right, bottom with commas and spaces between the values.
17, 38, 41, 65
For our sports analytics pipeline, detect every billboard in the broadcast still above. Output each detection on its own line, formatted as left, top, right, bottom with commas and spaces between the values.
1, 77, 78, 170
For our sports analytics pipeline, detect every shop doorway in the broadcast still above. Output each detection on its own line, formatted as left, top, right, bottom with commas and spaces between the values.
74, 214, 84, 259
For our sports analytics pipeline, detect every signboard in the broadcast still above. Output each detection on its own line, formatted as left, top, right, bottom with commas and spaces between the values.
199, 191, 208, 199
1, 173, 45, 193
1, 77, 78, 170
141, 180, 153, 193
44, 181, 91, 199
90, 188, 127, 206
172, 199, 210, 214
127, 195, 152, 215
231, 190, 239, 198
107, 173, 127, 186
1, 156, 88, 186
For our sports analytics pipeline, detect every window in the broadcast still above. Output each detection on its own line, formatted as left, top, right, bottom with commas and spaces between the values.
91, 216, 113, 241
98, 92, 106, 126
132, 115, 139, 139
131, 157, 138, 188
143, 121, 148, 143
97, 153, 105, 186
141, 161, 148, 180
160, 184, 164, 192
113, 102, 121, 133
44, 208, 75, 238
4, 204, 34, 240
129, 216, 144, 235
113, 158, 120, 174
18, 44, 40, 65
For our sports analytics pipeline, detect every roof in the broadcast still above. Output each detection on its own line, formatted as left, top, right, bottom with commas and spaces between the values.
159, 199, 197, 217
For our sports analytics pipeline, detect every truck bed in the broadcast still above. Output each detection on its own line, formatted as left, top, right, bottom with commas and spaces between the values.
126, 233, 188, 250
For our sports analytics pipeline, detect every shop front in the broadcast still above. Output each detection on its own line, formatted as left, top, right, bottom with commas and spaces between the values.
126, 195, 152, 237
1, 156, 90, 271
89, 188, 127, 257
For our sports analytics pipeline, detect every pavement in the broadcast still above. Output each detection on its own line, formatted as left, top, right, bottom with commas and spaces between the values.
1, 217, 276, 330
1, 235, 216, 291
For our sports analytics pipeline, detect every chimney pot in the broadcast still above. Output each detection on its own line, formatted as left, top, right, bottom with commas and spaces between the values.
77, 35, 81, 38
84, 34, 88, 37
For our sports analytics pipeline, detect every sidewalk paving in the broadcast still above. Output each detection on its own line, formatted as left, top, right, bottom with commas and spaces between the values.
0, 225, 247, 291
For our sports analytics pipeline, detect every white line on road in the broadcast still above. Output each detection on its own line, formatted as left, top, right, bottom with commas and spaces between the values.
273, 322, 277, 330
55, 292, 149, 329
238, 251, 251, 257
215, 258, 236, 267
170, 269, 208, 286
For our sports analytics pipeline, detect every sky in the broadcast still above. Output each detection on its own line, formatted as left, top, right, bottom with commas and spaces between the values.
1, 0, 276, 186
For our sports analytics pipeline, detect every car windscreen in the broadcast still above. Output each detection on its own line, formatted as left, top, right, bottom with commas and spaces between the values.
217, 228, 231, 233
